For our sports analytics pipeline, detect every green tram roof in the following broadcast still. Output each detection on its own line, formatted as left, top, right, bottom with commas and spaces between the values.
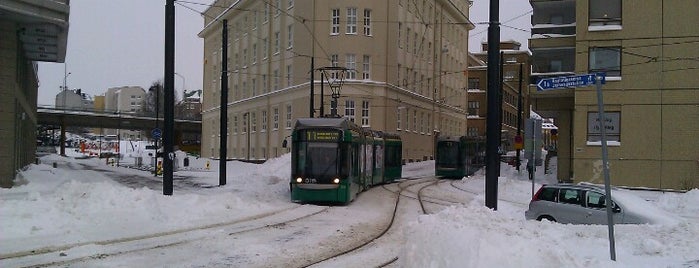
294, 117, 356, 130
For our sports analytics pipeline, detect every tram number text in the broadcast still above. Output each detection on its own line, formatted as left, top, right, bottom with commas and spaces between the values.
304, 178, 318, 184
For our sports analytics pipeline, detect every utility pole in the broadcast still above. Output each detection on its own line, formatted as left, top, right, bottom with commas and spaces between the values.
163, 0, 175, 195
516, 63, 523, 171
220, 19, 229, 186
310, 56, 314, 118
485, 0, 501, 210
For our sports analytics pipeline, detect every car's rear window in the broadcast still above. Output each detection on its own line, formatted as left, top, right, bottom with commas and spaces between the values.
539, 187, 557, 201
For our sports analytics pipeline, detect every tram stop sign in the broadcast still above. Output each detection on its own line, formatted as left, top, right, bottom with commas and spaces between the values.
152, 128, 162, 139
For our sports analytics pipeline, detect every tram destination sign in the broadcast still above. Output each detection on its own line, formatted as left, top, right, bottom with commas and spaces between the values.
305, 130, 341, 142
536, 73, 605, 91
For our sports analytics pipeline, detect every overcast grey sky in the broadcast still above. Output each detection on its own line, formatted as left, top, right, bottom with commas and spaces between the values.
37, 0, 532, 106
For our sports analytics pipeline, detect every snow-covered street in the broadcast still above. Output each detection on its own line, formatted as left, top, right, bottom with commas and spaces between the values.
1, 151, 698, 268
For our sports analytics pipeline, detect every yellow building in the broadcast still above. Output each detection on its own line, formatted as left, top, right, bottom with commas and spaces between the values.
199, 0, 474, 162
529, 0, 699, 189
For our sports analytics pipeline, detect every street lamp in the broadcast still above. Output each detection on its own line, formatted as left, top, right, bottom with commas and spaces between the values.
320, 66, 348, 117
174, 72, 186, 98
61, 72, 71, 109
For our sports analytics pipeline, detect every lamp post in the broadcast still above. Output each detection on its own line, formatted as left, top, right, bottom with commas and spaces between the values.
174, 72, 186, 98
61, 72, 71, 109
320, 66, 347, 117
59, 65, 71, 156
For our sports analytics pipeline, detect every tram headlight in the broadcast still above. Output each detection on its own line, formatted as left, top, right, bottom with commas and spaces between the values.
333, 178, 340, 184
296, 177, 303, 183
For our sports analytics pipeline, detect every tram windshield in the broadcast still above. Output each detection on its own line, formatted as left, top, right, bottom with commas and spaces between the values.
436, 141, 459, 166
299, 142, 339, 177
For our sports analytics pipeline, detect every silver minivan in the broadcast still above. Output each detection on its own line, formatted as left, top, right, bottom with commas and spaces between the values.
524, 184, 674, 225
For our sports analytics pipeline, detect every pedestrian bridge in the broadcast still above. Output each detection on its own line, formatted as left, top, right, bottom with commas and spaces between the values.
37, 106, 201, 133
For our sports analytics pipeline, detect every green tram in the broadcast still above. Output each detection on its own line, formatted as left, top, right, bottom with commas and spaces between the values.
289, 117, 402, 204
435, 136, 486, 179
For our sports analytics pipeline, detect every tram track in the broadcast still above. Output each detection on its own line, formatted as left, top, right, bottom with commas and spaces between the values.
300, 177, 435, 267
1, 205, 328, 268
448, 179, 530, 206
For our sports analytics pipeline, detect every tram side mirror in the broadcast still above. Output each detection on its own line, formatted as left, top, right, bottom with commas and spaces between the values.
282, 139, 288, 148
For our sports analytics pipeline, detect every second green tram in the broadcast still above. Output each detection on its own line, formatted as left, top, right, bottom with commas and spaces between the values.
435, 136, 486, 179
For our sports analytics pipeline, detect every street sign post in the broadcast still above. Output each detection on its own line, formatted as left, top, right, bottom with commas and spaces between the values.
536, 73, 605, 91
536, 72, 615, 260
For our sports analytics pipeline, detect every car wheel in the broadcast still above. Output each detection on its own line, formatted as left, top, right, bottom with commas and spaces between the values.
538, 215, 556, 222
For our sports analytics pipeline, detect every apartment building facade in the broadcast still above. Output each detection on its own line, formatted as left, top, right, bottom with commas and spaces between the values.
102, 86, 147, 140
529, 0, 699, 189
468, 40, 532, 151
199, 0, 474, 162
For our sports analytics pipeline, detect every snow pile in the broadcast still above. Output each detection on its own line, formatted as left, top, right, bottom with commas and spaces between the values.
400, 202, 699, 268
1, 152, 697, 267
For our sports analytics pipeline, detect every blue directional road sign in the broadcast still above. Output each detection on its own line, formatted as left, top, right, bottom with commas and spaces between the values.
152, 128, 162, 139
536, 73, 605, 91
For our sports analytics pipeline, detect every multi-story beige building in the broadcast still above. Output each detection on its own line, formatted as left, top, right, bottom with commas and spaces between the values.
529, 0, 699, 189
199, 0, 474, 162
468, 40, 532, 151
102, 86, 146, 140
0, 1, 69, 187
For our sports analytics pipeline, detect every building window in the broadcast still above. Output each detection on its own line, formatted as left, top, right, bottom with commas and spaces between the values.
286, 104, 292, 129
273, 107, 279, 130
246, 81, 252, 98
468, 101, 480, 115
504, 71, 515, 81
404, 108, 410, 131
262, 74, 267, 93
406, 28, 410, 53
287, 24, 293, 49
274, 0, 281, 16
346, 8, 357, 34
274, 32, 280, 54
346, 54, 356, 79
361, 100, 370, 127
396, 108, 402, 130
420, 112, 425, 134
251, 43, 257, 64
468, 78, 480, 90
427, 114, 432, 134
242, 113, 248, 133
468, 127, 479, 137
262, 38, 268, 59
233, 115, 238, 134
587, 111, 621, 143
362, 55, 370, 80
251, 78, 257, 96
234, 53, 239, 70
363, 9, 371, 36
398, 22, 402, 48
261, 110, 267, 131
251, 112, 257, 132
331, 9, 340, 35
242, 48, 248, 68
286, 64, 292, 86
589, 47, 621, 76
344, 99, 355, 122
273, 69, 280, 90
263, 4, 269, 23
413, 110, 417, 132
589, 0, 621, 26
